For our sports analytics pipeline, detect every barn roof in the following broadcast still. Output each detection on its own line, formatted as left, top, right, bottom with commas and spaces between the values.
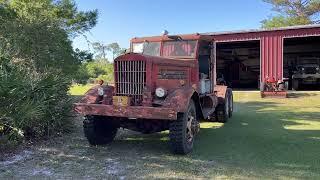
202, 24, 320, 36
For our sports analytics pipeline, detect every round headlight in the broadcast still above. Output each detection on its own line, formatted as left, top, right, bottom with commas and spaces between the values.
155, 87, 166, 98
98, 87, 104, 96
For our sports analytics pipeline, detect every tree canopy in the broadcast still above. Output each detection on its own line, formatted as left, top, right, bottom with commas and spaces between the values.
92, 42, 126, 61
92, 42, 108, 60
0, 0, 98, 144
0, 0, 98, 75
262, 0, 320, 28
0, 0, 98, 34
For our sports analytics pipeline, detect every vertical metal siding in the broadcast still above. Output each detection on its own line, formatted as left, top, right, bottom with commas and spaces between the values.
261, 34, 283, 82
213, 27, 320, 86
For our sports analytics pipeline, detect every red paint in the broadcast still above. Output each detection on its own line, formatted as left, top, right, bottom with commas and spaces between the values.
261, 91, 287, 98
260, 34, 283, 81
212, 26, 320, 83
75, 34, 230, 123
74, 103, 177, 120
130, 26, 320, 86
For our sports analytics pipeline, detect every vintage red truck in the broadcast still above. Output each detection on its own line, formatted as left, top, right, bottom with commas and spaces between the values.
74, 33, 233, 154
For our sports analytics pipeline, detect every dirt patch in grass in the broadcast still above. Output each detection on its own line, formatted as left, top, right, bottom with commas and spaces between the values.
0, 118, 219, 179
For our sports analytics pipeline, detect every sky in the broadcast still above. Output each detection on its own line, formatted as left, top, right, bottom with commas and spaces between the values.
73, 0, 274, 57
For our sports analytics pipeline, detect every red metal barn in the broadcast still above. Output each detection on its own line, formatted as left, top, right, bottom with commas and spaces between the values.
206, 24, 320, 92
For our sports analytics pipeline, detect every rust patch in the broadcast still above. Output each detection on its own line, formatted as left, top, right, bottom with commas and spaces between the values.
79, 85, 114, 105
162, 86, 196, 113
74, 103, 177, 120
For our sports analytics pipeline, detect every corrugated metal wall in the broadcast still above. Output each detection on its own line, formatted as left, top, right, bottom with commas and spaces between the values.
213, 27, 320, 88
260, 34, 283, 82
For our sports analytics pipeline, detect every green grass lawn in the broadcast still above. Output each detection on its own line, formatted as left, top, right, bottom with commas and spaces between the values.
69, 84, 94, 96
118, 91, 320, 179
110, 91, 320, 179
67, 89, 320, 179
192, 91, 320, 179
1, 91, 320, 179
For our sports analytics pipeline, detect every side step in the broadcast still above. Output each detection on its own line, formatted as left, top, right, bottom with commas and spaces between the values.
261, 91, 288, 98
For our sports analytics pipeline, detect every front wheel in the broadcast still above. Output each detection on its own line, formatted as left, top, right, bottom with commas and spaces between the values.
169, 100, 199, 154
83, 116, 118, 145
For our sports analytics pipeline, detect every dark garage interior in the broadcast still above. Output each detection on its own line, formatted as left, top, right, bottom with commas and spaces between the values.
216, 40, 260, 90
283, 36, 320, 90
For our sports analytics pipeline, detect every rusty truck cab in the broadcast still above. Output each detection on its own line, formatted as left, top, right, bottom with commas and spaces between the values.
74, 33, 233, 154
128, 34, 216, 96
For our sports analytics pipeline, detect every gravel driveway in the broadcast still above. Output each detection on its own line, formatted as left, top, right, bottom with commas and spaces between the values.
0, 118, 215, 179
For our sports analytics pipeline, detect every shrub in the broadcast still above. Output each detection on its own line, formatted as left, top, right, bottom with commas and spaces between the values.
74, 60, 114, 84
0, 57, 73, 141
0, 0, 98, 150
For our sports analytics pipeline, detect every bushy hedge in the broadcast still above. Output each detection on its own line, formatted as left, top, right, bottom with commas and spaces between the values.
0, 0, 98, 150
0, 58, 73, 144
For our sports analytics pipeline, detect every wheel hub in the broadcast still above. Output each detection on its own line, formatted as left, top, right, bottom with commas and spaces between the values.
186, 113, 199, 143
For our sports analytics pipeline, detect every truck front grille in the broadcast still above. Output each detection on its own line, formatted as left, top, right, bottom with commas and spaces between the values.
115, 60, 146, 105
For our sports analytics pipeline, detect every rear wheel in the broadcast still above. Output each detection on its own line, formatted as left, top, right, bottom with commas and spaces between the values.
83, 116, 118, 145
228, 89, 233, 118
169, 100, 199, 154
216, 90, 231, 123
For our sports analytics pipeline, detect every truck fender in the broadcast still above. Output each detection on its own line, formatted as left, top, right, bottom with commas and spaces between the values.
79, 85, 114, 104
162, 87, 201, 114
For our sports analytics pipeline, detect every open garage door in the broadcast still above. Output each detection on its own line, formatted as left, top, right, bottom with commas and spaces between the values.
284, 36, 320, 91
216, 40, 260, 90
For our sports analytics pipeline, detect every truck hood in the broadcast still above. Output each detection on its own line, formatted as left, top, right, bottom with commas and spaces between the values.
115, 53, 196, 68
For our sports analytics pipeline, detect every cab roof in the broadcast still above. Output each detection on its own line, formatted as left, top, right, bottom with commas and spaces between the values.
131, 34, 212, 43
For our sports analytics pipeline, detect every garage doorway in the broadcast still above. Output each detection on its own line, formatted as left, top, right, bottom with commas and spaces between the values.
216, 40, 260, 90
283, 36, 320, 90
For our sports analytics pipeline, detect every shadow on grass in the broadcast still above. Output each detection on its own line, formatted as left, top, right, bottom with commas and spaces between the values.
66, 99, 318, 178
287, 92, 319, 98
110, 100, 319, 177
193, 100, 320, 178
64, 95, 320, 178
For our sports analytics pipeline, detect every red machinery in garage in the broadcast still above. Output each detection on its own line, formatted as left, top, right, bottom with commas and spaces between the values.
261, 77, 288, 98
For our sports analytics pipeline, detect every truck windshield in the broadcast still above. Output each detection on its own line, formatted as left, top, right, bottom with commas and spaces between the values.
132, 40, 198, 58
132, 42, 161, 56
162, 40, 197, 58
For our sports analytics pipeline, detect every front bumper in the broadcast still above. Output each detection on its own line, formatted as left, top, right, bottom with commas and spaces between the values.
74, 103, 177, 120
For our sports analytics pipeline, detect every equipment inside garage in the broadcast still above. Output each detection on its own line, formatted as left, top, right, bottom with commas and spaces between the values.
283, 36, 320, 90
216, 40, 260, 89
